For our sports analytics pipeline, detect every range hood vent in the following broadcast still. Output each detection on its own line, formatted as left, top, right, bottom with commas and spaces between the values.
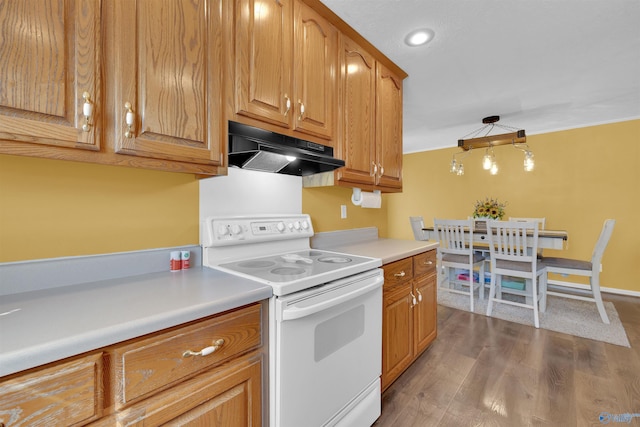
228, 121, 345, 176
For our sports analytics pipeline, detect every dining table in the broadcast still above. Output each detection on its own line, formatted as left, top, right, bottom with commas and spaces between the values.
421, 226, 568, 250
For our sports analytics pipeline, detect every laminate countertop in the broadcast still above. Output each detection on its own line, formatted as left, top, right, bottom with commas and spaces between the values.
311, 227, 439, 265
0, 267, 272, 377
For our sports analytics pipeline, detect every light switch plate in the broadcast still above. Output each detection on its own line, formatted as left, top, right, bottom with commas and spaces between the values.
340, 205, 347, 219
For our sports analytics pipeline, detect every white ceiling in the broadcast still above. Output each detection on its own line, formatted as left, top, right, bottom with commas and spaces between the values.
321, 0, 640, 153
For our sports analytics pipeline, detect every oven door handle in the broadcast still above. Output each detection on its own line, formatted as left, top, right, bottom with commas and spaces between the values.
281, 275, 383, 321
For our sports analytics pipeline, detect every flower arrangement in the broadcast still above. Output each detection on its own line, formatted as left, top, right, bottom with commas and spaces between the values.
473, 197, 506, 220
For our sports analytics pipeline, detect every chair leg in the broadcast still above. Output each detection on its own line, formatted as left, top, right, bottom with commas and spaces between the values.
469, 273, 474, 312
591, 276, 610, 324
539, 272, 547, 313
531, 276, 540, 329
486, 273, 496, 317
478, 262, 485, 300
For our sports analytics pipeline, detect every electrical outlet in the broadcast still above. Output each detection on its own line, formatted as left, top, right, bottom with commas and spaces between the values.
340, 205, 347, 219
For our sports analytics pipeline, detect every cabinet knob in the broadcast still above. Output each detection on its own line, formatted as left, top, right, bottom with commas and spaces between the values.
81, 92, 93, 132
124, 102, 135, 138
394, 271, 406, 278
298, 100, 305, 120
182, 338, 225, 358
283, 95, 291, 116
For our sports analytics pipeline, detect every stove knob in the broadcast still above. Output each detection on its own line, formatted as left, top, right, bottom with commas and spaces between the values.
301, 220, 309, 230
230, 224, 242, 235
217, 225, 230, 236
287, 222, 294, 230
277, 222, 286, 232
293, 221, 301, 230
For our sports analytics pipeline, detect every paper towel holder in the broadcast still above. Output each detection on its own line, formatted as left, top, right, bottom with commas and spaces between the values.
351, 188, 381, 206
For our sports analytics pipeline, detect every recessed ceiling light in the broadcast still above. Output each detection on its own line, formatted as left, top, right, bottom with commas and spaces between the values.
404, 28, 435, 47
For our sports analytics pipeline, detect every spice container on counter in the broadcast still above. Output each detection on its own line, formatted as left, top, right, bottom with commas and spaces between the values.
170, 251, 182, 272
181, 250, 191, 269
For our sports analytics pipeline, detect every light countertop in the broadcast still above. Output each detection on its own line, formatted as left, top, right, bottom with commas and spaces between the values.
311, 227, 438, 264
0, 267, 271, 377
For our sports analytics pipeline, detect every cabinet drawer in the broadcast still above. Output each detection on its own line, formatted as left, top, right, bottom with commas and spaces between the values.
384, 257, 413, 287
413, 250, 436, 276
0, 353, 103, 427
113, 303, 262, 407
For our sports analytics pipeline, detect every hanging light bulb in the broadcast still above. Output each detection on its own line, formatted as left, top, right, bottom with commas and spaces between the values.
450, 158, 458, 174
490, 161, 498, 175
457, 163, 465, 176
524, 151, 535, 171
482, 148, 493, 170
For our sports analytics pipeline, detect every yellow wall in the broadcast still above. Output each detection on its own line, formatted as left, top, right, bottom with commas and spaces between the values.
302, 186, 388, 236
302, 120, 639, 293
0, 155, 199, 262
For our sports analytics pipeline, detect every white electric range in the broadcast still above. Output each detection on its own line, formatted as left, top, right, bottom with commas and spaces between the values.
202, 214, 383, 427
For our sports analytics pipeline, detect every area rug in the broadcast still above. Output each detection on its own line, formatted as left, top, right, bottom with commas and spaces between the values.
438, 287, 631, 347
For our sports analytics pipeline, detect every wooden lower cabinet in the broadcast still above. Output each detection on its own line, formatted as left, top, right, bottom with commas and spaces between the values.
0, 303, 265, 427
381, 250, 437, 391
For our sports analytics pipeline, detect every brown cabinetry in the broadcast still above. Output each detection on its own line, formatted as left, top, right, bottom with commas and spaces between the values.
381, 250, 436, 390
233, 0, 337, 141
0, 0, 102, 152
0, 353, 103, 426
0, 0, 226, 176
0, 303, 265, 427
335, 35, 403, 192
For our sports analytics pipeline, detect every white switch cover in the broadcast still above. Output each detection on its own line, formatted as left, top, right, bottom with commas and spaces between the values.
340, 205, 347, 219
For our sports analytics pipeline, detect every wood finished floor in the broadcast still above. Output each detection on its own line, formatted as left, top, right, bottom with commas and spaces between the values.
374, 294, 640, 426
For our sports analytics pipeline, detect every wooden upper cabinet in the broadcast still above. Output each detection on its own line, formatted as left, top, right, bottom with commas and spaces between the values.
0, 0, 101, 151
234, 0, 336, 141
235, 0, 293, 128
293, 0, 337, 140
112, 0, 225, 166
375, 62, 403, 190
335, 35, 376, 186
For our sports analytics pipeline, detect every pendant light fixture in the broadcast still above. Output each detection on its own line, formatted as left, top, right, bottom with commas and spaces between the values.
450, 115, 534, 175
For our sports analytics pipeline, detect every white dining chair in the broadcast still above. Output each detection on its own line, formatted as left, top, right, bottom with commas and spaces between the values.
434, 218, 486, 312
544, 219, 615, 324
509, 217, 546, 257
409, 216, 428, 241
486, 220, 547, 328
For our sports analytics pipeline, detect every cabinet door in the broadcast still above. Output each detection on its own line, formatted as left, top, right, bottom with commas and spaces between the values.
117, 353, 262, 427
112, 0, 224, 166
413, 273, 437, 356
335, 35, 376, 186
235, 0, 293, 128
381, 282, 414, 391
375, 62, 403, 190
293, 0, 337, 140
0, 0, 101, 151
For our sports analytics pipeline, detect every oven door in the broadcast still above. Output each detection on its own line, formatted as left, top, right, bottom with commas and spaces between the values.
272, 269, 383, 427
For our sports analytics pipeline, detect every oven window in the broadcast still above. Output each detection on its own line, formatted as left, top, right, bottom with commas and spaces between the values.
314, 304, 365, 362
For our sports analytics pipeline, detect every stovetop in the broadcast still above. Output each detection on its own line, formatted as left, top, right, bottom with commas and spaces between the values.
202, 214, 382, 296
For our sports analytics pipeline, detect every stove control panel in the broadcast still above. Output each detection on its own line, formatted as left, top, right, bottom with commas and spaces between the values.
204, 214, 314, 246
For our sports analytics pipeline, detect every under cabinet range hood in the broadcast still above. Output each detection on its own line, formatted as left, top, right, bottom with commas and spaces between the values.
228, 121, 345, 176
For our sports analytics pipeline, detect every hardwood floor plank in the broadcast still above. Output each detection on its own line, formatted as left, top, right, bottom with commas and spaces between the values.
375, 294, 640, 427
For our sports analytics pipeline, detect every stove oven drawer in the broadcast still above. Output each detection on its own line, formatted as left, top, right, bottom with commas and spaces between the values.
112, 303, 262, 408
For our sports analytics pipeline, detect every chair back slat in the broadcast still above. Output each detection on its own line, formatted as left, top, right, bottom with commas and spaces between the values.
488, 220, 539, 263
592, 219, 616, 268
434, 219, 474, 257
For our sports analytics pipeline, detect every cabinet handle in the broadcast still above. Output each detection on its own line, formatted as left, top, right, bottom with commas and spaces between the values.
410, 292, 417, 307
298, 100, 305, 120
284, 95, 291, 116
416, 289, 423, 302
370, 162, 377, 177
422, 260, 433, 266
394, 271, 406, 278
378, 163, 384, 178
124, 102, 135, 138
182, 338, 225, 358
81, 92, 93, 132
